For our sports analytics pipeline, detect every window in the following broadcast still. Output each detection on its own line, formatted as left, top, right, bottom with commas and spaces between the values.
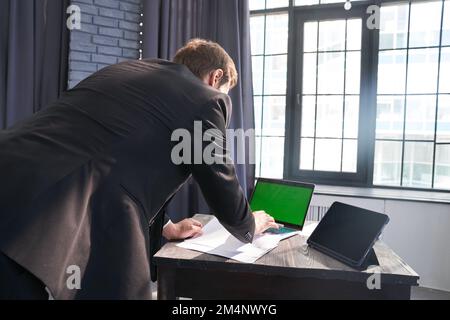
251, 11, 289, 178
250, 0, 450, 191
298, 18, 362, 174
374, 1, 450, 189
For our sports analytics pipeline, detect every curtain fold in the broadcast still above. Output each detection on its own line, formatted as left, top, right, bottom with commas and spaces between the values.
142, 0, 255, 221
0, 0, 69, 129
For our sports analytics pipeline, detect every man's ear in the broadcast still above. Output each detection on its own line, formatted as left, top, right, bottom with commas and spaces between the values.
210, 69, 224, 88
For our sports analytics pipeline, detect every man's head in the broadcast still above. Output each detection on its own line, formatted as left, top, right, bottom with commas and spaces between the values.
173, 39, 238, 94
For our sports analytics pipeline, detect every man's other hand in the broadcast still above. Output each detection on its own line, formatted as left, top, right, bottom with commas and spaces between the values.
162, 218, 203, 240
253, 211, 279, 235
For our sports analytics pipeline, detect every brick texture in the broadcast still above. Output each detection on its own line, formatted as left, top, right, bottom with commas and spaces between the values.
68, 0, 142, 88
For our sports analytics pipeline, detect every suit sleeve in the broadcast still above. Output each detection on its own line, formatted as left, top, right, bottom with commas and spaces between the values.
189, 95, 255, 243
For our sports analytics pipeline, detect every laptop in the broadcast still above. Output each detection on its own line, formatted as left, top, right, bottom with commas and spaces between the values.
307, 202, 390, 269
249, 178, 315, 234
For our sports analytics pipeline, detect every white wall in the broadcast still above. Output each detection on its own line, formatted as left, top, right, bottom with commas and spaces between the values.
310, 194, 450, 292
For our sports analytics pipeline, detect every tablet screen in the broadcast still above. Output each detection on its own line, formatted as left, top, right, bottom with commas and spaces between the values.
308, 202, 389, 263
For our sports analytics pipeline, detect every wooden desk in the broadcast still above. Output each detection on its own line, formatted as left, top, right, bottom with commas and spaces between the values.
154, 214, 419, 300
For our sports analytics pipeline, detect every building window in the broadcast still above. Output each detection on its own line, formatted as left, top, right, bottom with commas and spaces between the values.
374, 1, 450, 189
298, 18, 362, 174
251, 11, 289, 178
250, 0, 450, 191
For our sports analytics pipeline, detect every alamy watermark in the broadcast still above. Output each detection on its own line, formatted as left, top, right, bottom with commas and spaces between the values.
366, 266, 382, 290
171, 121, 255, 165
66, 265, 81, 290
66, 5, 81, 30
344, 1, 381, 30
366, 5, 381, 30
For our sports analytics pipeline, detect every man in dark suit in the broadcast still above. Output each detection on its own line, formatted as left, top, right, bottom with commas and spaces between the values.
0, 39, 278, 299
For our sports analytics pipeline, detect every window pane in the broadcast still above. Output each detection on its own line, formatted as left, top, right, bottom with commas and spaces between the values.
300, 138, 314, 170
314, 138, 342, 171
407, 48, 439, 94
262, 96, 286, 136
321, 0, 362, 3
266, 0, 289, 9
379, 4, 409, 50
437, 95, 450, 143
443, 0, 450, 46
260, 137, 284, 178
254, 96, 263, 136
316, 96, 343, 138
374, 141, 403, 186
255, 136, 261, 177
403, 142, 434, 188
295, 0, 372, 6
249, 0, 265, 11
405, 95, 437, 141
318, 52, 345, 94
342, 139, 358, 173
318, 20, 346, 51
301, 95, 316, 137
252, 56, 264, 95
295, 0, 319, 6
264, 55, 287, 94
344, 96, 359, 139
265, 14, 289, 54
376, 95, 405, 139
302, 53, 317, 94
434, 144, 450, 189
347, 19, 362, 51
345, 51, 361, 94
304, 21, 318, 52
439, 47, 450, 93
377, 50, 407, 94
409, 1, 442, 48
250, 16, 265, 55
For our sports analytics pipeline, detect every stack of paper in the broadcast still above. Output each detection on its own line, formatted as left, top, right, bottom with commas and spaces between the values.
177, 217, 299, 263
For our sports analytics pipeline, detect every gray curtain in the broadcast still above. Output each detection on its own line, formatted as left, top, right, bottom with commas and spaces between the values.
142, 0, 255, 221
0, 0, 69, 129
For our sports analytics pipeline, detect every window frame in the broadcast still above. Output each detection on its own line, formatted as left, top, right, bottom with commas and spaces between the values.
286, 5, 376, 187
250, 0, 450, 193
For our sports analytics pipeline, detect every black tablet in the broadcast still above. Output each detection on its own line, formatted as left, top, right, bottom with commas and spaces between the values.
307, 202, 390, 269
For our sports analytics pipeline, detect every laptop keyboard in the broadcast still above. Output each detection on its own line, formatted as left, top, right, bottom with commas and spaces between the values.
265, 226, 297, 234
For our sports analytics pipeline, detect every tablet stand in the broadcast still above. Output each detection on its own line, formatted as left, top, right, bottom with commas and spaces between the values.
358, 248, 380, 271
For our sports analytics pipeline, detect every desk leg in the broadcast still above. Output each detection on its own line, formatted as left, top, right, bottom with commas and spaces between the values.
157, 267, 176, 300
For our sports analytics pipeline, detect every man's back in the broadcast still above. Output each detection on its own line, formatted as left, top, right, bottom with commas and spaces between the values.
0, 59, 242, 299
0, 59, 228, 215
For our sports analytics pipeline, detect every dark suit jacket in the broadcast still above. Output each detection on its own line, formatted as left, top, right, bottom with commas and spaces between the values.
0, 59, 255, 299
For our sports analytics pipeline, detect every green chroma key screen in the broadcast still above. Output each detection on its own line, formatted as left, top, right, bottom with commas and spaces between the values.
250, 179, 314, 227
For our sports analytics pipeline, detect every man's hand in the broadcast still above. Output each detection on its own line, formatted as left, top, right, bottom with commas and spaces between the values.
162, 218, 203, 240
253, 211, 279, 235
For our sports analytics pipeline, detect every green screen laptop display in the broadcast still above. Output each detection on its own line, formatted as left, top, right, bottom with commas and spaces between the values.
250, 180, 314, 228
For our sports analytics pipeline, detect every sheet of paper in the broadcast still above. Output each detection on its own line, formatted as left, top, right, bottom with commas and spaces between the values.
177, 217, 299, 263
